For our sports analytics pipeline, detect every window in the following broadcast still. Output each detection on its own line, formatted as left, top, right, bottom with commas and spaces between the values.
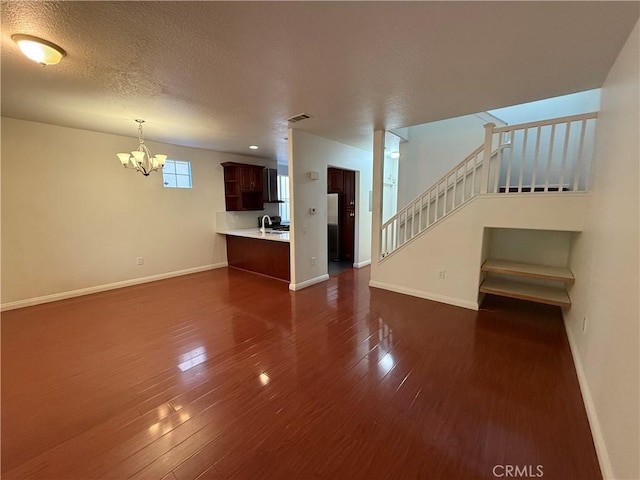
163, 160, 192, 188
278, 175, 290, 223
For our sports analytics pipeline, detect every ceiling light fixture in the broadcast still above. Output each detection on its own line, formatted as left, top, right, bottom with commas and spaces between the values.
116, 120, 167, 177
249, 145, 259, 150
11, 34, 66, 66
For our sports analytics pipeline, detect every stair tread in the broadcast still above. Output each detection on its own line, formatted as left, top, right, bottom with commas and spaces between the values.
482, 259, 574, 284
480, 278, 571, 308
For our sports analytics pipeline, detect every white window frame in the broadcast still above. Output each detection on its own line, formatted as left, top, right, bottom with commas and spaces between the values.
163, 160, 192, 189
278, 175, 290, 223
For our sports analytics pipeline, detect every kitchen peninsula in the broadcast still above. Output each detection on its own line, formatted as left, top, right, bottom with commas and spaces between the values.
219, 229, 290, 282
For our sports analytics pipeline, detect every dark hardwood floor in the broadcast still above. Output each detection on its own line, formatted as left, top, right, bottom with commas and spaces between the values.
328, 259, 353, 277
1, 266, 601, 479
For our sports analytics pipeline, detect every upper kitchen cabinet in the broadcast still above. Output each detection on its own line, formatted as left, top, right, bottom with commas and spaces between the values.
343, 170, 356, 209
239, 165, 262, 192
327, 168, 344, 193
221, 162, 265, 211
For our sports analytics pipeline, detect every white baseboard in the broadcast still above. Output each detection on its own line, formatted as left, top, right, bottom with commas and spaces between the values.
289, 274, 330, 291
354, 259, 371, 268
564, 318, 613, 479
1, 263, 228, 312
368, 280, 478, 311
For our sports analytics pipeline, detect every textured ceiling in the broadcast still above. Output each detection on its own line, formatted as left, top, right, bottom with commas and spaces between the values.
1, 1, 638, 163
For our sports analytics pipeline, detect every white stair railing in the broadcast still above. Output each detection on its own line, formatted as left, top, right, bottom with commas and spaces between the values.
381, 145, 484, 257
380, 112, 598, 260
487, 112, 598, 194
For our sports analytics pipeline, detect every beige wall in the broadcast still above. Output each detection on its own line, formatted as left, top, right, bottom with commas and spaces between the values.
288, 129, 372, 289
370, 193, 588, 309
564, 22, 639, 480
1, 118, 275, 308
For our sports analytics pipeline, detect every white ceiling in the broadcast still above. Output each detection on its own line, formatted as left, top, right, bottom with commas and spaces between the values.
1, 2, 638, 164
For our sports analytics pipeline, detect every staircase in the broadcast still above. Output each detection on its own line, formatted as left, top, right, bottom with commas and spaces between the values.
377, 112, 598, 308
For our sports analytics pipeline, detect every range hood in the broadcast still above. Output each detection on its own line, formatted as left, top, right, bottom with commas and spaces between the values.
263, 168, 283, 203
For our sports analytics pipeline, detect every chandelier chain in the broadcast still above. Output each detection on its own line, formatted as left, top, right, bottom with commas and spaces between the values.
136, 119, 145, 145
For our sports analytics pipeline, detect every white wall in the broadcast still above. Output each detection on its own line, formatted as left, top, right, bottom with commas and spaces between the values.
488, 228, 573, 267
397, 114, 488, 209
489, 89, 601, 125
370, 193, 589, 309
277, 164, 289, 176
288, 129, 372, 289
1, 118, 276, 308
564, 22, 639, 480
383, 132, 400, 223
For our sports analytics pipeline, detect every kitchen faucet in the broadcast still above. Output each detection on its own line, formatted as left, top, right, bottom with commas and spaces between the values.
260, 214, 272, 234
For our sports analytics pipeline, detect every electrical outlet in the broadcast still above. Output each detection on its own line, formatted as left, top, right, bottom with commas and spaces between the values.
311, 256, 316, 266
137, 256, 144, 266
582, 316, 588, 333
438, 269, 446, 279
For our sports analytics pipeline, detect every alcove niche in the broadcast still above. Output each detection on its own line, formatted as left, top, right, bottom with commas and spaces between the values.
479, 228, 577, 308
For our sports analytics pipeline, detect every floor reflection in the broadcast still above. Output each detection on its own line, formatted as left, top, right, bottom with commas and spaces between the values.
377, 317, 394, 353
177, 346, 207, 372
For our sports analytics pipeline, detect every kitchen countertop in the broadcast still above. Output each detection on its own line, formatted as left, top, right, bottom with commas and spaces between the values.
218, 228, 290, 243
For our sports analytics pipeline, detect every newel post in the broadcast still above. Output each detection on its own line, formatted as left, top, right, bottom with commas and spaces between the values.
480, 123, 495, 194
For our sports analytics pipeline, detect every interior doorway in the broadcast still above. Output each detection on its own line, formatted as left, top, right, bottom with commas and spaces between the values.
327, 167, 356, 276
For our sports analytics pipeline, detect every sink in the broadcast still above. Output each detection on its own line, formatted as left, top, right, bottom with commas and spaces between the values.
257, 230, 285, 235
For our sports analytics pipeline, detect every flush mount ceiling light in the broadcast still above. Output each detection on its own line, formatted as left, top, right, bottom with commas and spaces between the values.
116, 120, 167, 177
11, 34, 66, 66
249, 145, 259, 150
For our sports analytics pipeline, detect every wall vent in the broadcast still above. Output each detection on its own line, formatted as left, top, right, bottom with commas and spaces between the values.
287, 113, 312, 123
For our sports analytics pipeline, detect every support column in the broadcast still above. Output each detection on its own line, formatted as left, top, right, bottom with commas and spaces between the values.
370, 130, 385, 279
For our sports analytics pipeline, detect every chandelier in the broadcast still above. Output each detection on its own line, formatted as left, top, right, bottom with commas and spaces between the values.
116, 120, 167, 176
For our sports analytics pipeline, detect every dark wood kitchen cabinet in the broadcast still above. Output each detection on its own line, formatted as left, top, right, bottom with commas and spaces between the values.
327, 167, 356, 262
327, 168, 344, 193
240, 166, 262, 192
221, 162, 265, 211
226, 236, 290, 281
343, 169, 356, 209
342, 169, 356, 261
341, 209, 355, 261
